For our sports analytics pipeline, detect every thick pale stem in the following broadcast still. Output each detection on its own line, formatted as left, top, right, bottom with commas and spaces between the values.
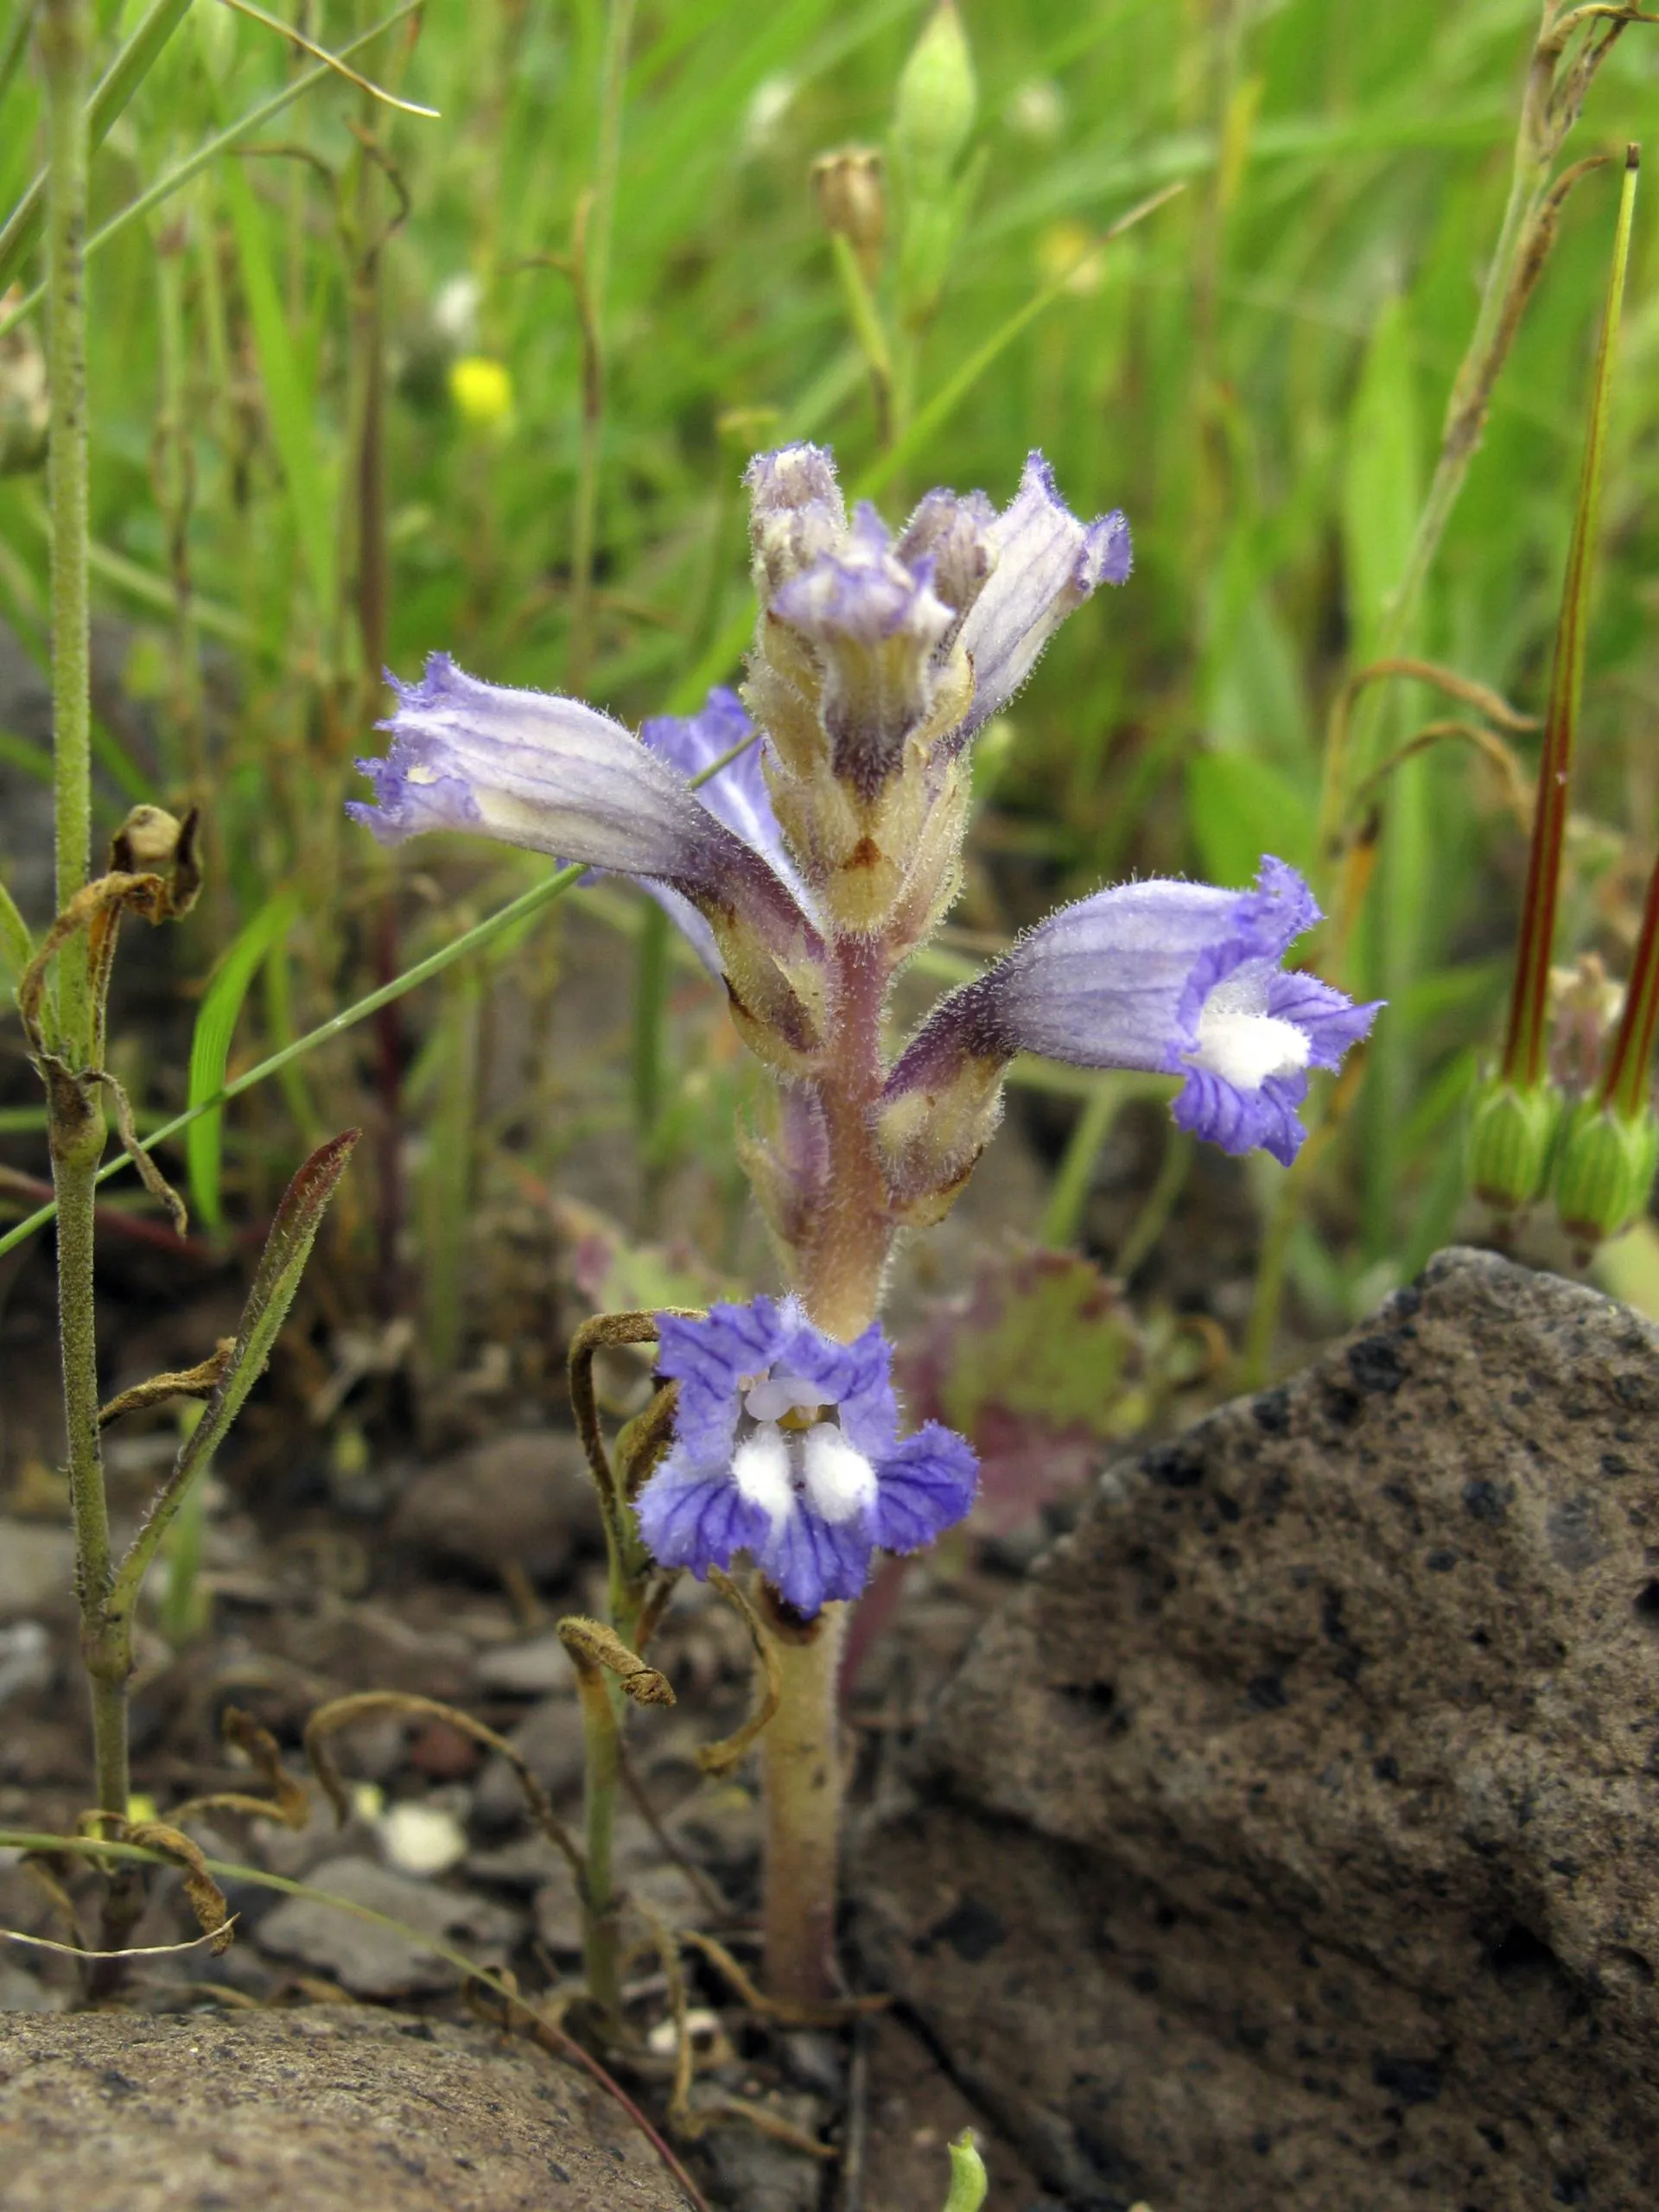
759, 933, 893, 2001
760, 1591, 847, 2009
795, 932, 893, 1341
575, 1661, 624, 2028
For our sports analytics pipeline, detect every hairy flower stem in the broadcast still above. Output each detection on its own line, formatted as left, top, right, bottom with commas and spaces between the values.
759, 934, 893, 2004
41, 0, 138, 1973
759, 1588, 847, 2009
574, 1659, 625, 2029
796, 932, 894, 1342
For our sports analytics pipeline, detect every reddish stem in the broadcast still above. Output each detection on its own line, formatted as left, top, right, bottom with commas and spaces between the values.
795, 931, 893, 1342
1600, 843, 1659, 1119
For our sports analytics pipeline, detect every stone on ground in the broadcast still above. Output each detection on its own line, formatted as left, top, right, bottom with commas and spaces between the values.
0, 2007, 692, 2210
856, 1247, 1659, 2212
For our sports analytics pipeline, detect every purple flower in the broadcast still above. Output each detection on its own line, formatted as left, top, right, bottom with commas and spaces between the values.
634, 1296, 977, 1617
747, 443, 1129, 794
348, 654, 825, 1056
770, 502, 959, 796
886, 858, 1380, 1168
951, 452, 1132, 745
634, 687, 809, 975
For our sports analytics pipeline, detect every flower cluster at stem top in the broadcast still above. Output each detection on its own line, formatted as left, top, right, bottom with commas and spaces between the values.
349, 440, 1380, 1608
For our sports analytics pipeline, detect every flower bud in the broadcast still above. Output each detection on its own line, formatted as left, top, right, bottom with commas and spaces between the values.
1466, 1074, 1561, 1212
812, 147, 887, 281
1552, 1097, 1659, 1246
109, 804, 203, 919
892, 0, 977, 191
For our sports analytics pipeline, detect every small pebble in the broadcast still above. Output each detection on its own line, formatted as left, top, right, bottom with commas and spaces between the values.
378, 1802, 469, 1876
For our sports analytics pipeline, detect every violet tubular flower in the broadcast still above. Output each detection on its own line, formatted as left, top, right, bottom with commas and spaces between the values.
632, 685, 808, 979
744, 443, 1130, 935
349, 653, 825, 1068
880, 858, 1380, 1211
635, 1297, 976, 1618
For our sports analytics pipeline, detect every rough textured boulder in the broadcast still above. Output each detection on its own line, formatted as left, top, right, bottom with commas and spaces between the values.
855, 1248, 1659, 2212
0, 2008, 693, 2211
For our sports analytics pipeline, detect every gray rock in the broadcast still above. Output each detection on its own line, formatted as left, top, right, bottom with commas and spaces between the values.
0, 1959, 63, 2012
690, 2088, 829, 2212
391, 1430, 600, 1580
855, 1249, 1659, 2212
0, 1618, 51, 1703
0, 1521, 73, 1622
255, 1853, 520, 1998
0, 2006, 693, 2209
476, 1630, 576, 1697
474, 1694, 588, 1828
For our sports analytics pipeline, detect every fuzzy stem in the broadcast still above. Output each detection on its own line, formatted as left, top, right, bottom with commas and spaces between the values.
795, 932, 893, 1341
574, 1659, 625, 2029
43, 0, 92, 1061
760, 1589, 847, 2009
42, 0, 126, 1797
760, 933, 893, 2004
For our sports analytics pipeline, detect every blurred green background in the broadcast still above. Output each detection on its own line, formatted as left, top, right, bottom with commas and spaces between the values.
2, 0, 1657, 1372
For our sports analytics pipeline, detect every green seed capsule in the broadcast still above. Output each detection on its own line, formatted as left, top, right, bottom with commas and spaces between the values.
1467, 1075, 1562, 1212
893, 0, 977, 192
1552, 1097, 1659, 1245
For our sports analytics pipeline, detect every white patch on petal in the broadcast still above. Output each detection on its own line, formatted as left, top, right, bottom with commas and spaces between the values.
800, 1427, 878, 1526
406, 764, 438, 785
732, 1426, 796, 1534
1192, 972, 1310, 1093
745, 1370, 828, 1424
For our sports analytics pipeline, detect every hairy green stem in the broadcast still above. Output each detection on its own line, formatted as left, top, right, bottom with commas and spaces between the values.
43, 0, 92, 1058
41, 0, 138, 1975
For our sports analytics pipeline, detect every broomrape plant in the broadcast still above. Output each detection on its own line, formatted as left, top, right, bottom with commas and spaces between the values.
351, 440, 1380, 2005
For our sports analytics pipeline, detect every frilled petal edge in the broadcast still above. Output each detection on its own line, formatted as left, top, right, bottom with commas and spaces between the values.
634, 1457, 773, 1576
870, 1424, 979, 1554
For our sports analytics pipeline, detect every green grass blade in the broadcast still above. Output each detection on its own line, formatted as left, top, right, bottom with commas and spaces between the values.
0, 728, 53, 785
220, 158, 337, 617
112, 1129, 359, 1606
0, 4, 424, 345
0, 877, 32, 996
186, 887, 301, 1233
0, 0, 194, 293
0, 861, 587, 1260
857, 180, 1184, 499
0, 3, 36, 116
